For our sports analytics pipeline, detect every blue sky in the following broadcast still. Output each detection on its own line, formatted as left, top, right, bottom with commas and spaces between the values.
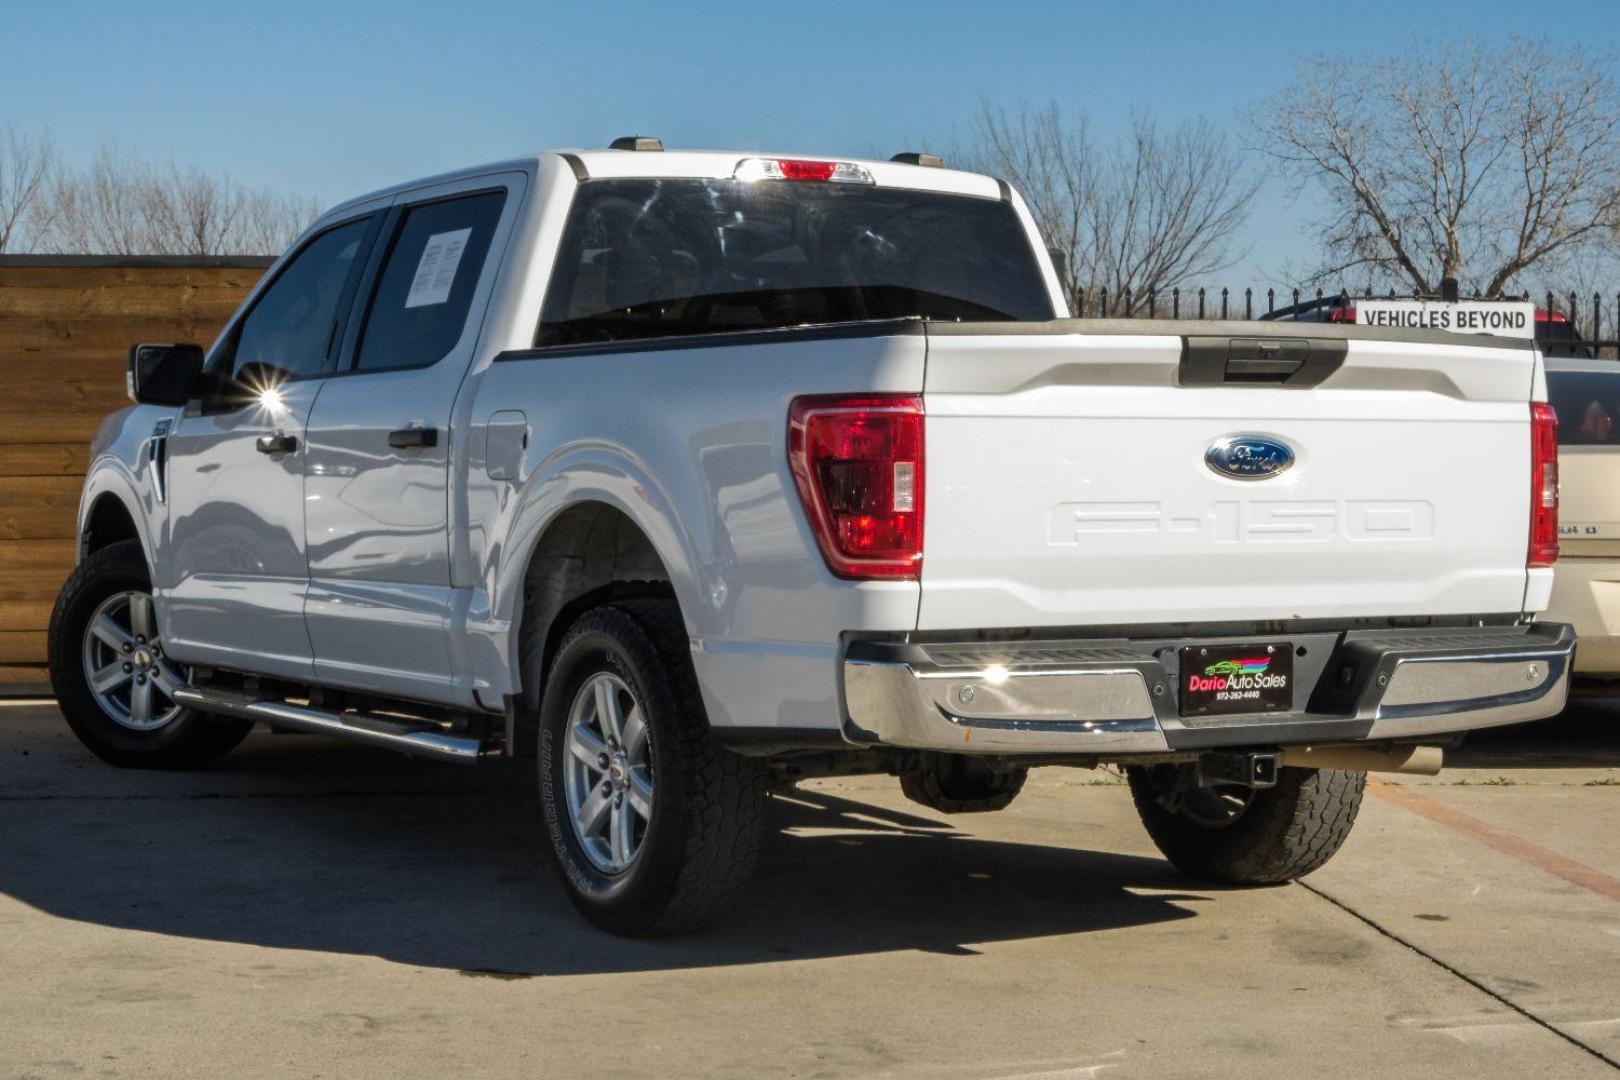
6, 1, 1613, 281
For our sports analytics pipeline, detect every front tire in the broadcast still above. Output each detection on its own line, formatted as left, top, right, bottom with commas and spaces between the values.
47, 539, 252, 769
538, 601, 768, 936
1127, 763, 1365, 885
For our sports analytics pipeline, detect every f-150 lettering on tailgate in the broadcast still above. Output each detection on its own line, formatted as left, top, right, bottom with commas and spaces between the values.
1047, 500, 1435, 545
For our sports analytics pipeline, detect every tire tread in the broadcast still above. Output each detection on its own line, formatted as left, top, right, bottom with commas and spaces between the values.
618, 599, 769, 934
47, 539, 251, 770
539, 600, 768, 935
1127, 765, 1364, 885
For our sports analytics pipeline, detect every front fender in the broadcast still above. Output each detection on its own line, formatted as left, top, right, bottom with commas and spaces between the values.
77, 405, 171, 570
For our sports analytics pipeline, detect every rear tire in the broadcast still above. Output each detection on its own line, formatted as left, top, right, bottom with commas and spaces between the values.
537, 600, 769, 936
47, 539, 252, 769
1126, 764, 1365, 885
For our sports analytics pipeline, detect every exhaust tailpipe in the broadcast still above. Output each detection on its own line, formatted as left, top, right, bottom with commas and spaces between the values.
1278, 744, 1443, 776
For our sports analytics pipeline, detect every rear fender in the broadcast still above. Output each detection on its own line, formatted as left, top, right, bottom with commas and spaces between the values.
470, 444, 706, 701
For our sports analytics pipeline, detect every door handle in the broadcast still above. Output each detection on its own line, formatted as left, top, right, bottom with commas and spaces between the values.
255, 433, 297, 455
388, 426, 438, 449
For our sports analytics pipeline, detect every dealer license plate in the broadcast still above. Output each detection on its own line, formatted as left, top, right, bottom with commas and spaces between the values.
1178, 643, 1293, 717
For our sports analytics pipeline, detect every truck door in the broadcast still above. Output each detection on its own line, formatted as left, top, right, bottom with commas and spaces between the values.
158, 212, 381, 681
300, 177, 520, 705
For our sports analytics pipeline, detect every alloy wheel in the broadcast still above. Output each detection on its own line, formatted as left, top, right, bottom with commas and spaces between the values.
79, 590, 185, 731
562, 671, 655, 874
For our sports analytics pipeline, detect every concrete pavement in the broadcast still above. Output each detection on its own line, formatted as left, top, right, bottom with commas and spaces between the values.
2, 700, 1617, 1079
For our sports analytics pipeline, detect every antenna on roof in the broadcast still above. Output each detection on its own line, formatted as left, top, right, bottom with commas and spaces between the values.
609, 136, 663, 152
890, 152, 943, 168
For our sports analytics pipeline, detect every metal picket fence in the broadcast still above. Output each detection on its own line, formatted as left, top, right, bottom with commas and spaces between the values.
1069, 285, 1620, 358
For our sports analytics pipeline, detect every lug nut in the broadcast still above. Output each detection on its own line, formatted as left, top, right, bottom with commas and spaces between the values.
598, 753, 609, 769
601, 781, 612, 796
122, 662, 133, 673
135, 635, 146, 644
136, 675, 146, 686
614, 793, 624, 807
122, 643, 133, 653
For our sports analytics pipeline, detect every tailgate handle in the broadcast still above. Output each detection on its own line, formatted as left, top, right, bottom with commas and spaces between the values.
1224, 339, 1308, 382
1178, 336, 1347, 388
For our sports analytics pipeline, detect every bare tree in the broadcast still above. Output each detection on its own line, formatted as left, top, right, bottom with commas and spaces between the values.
47, 143, 154, 254
236, 188, 324, 256
1091, 115, 1259, 308
137, 164, 243, 255
0, 124, 56, 253
37, 141, 318, 256
965, 104, 1093, 307
1252, 38, 1620, 297
965, 102, 1257, 312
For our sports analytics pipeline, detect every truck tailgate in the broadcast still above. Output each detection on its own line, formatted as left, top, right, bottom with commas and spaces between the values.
918, 322, 1536, 631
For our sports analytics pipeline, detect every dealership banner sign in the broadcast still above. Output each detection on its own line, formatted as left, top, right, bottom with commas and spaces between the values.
1355, 300, 1537, 339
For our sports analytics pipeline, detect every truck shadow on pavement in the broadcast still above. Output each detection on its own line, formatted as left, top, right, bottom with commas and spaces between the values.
1, 723, 1212, 976
1452, 697, 1620, 769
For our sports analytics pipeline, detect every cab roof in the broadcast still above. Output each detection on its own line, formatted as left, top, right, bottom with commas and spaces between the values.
323, 147, 1005, 219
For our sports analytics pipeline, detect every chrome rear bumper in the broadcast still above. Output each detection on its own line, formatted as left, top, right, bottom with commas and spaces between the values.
841, 623, 1575, 756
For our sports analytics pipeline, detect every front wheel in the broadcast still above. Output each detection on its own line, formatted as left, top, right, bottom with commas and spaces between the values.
538, 601, 768, 936
47, 539, 252, 769
1126, 763, 1365, 885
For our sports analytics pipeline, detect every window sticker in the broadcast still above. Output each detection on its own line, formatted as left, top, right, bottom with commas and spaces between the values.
403, 228, 472, 308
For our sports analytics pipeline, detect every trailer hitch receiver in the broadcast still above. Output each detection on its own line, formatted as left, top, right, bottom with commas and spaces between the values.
1197, 751, 1279, 790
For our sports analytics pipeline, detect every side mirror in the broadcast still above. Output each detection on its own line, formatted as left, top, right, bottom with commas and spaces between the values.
127, 343, 203, 406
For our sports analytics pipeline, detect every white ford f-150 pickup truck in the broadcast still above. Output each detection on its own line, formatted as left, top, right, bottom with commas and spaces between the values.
48, 139, 1572, 936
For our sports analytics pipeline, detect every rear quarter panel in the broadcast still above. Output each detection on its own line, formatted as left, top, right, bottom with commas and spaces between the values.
466, 331, 925, 730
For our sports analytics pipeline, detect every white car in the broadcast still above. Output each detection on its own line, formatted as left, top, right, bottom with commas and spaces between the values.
48, 140, 1572, 935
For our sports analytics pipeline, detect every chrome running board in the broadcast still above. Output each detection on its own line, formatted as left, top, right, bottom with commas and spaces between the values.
171, 686, 491, 764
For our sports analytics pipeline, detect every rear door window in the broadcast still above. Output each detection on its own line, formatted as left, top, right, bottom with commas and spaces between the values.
1547, 369, 1620, 446
351, 190, 507, 372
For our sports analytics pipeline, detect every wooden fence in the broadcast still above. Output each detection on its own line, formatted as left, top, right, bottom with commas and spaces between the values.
0, 256, 272, 688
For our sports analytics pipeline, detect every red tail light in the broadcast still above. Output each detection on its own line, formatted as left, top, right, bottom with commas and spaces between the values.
1327, 306, 1357, 323
788, 395, 924, 580
1530, 402, 1559, 567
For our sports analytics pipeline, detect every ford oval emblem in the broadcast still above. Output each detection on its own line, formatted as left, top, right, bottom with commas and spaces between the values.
1205, 434, 1295, 480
